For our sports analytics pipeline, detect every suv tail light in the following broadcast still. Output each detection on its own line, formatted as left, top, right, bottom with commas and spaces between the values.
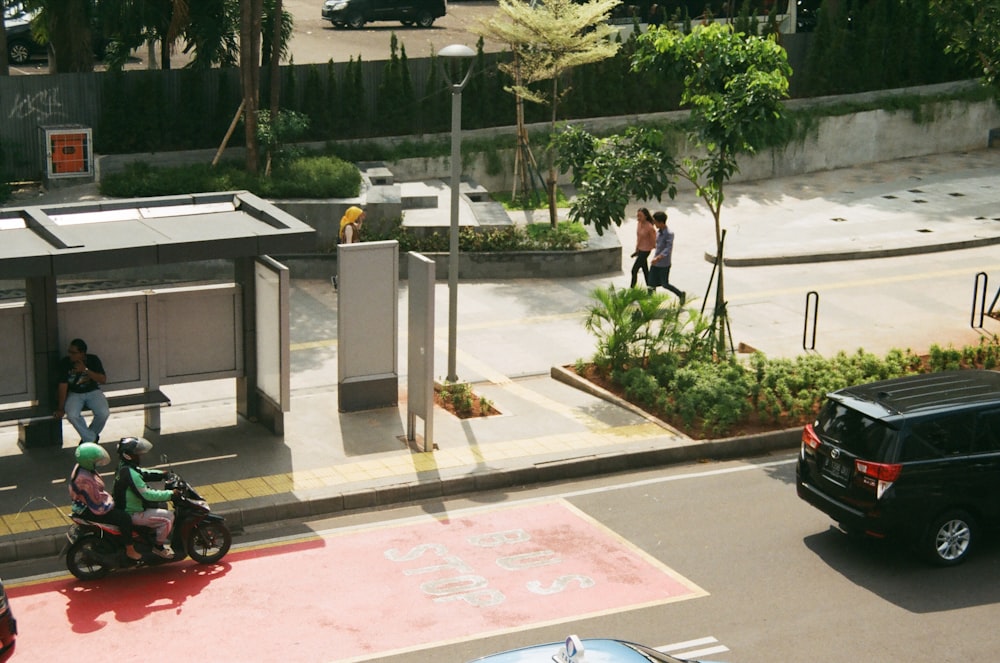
855, 460, 902, 500
854, 460, 902, 482
802, 424, 821, 451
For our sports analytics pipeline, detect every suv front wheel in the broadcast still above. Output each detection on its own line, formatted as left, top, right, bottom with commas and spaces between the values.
922, 509, 977, 566
415, 11, 435, 27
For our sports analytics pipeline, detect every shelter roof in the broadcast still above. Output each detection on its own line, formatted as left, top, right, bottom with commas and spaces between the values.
0, 191, 316, 278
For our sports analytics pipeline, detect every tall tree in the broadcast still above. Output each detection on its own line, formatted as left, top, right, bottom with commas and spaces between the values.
90, 0, 242, 71
30, 0, 95, 72
474, 0, 620, 225
554, 23, 791, 356
929, 0, 1000, 89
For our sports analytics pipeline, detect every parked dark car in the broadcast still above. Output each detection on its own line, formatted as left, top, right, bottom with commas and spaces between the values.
797, 369, 1000, 566
4, 3, 108, 65
5, 5, 42, 65
0, 578, 16, 661
322, 0, 446, 29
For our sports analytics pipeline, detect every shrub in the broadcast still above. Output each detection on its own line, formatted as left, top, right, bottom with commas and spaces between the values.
582, 289, 1000, 438
99, 156, 361, 200
668, 360, 753, 436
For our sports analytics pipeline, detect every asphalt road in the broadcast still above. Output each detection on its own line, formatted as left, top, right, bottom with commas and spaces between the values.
285, 0, 507, 62
6, 454, 1000, 662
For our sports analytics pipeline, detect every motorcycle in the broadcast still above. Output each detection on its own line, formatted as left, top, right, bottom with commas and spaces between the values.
65, 470, 231, 580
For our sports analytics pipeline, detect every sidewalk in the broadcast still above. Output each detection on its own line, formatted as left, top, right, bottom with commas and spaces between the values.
2, 149, 1000, 565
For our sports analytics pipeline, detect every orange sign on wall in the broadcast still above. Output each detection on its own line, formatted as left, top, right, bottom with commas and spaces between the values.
43, 127, 93, 178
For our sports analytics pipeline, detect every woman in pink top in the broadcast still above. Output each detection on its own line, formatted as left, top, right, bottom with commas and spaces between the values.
630, 207, 657, 288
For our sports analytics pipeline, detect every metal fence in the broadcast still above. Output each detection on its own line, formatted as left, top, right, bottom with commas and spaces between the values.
0, 56, 450, 182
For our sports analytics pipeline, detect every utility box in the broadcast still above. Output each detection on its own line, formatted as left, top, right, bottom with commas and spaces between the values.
40, 125, 94, 185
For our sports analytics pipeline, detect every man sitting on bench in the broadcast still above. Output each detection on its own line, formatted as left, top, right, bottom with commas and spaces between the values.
54, 338, 110, 446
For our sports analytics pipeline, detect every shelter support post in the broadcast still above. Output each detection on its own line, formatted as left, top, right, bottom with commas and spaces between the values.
19, 276, 61, 449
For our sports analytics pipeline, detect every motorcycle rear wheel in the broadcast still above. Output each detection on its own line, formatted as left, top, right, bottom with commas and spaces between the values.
186, 522, 232, 563
66, 537, 114, 580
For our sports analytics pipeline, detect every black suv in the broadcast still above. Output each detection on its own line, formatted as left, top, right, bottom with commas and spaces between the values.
322, 0, 446, 29
797, 370, 1000, 565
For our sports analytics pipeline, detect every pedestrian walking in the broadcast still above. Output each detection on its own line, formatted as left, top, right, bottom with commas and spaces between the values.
647, 210, 686, 304
629, 207, 657, 288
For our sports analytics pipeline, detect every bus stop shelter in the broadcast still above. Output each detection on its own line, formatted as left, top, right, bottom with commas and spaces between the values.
0, 191, 316, 448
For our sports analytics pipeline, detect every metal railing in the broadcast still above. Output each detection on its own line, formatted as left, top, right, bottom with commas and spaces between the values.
971, 272, 999, 329
803, 290, 819, 351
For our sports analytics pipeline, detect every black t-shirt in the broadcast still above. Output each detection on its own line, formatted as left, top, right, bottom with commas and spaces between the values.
57, 354, 105, 394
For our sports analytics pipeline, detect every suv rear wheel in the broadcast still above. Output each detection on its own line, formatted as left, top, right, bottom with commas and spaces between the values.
415, 11, 435, 27
922, 509, 976, 566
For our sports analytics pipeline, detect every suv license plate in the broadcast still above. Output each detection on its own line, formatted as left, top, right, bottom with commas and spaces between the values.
822, 458, 851, 484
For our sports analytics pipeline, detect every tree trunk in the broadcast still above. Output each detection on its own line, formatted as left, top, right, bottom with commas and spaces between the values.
0, 9, 10, 77
546, 76, 559, 228
265, 0, 283, 177
241, 0, 263, 175
47, 0, 94, 74
160, 34, 171, 69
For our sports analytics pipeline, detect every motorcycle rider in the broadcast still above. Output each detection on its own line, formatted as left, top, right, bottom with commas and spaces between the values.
69, 443, 142, 560
113, 437, 180, 558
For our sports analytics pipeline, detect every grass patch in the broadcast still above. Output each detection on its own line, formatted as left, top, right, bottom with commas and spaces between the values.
491, 187, 571, 210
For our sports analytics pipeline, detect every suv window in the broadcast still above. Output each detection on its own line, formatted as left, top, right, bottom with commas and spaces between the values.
815, 400, 897, 460
901, 413, 976, 461
975, 409, 1000, 453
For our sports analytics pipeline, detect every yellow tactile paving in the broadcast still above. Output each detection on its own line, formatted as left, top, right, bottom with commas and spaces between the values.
262, 474, 295, 492
212, 480, 253, 501
3, 424, 672, 536
236, 477, 273, 497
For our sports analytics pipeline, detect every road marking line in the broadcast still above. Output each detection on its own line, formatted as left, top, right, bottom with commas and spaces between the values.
658, 636, 719, 651
680, 644, 731, 658
561, 457, 797, 498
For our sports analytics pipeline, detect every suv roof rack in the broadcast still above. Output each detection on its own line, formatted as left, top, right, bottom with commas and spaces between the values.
831, 369, 1000, 418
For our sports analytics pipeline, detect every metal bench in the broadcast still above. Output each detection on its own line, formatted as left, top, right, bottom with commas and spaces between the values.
0, 389, 171, 448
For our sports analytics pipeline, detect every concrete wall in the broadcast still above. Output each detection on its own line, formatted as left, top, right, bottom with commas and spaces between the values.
386, 88, 1000, 191
737, 98, 1000, 182
95, 82, 1000, 193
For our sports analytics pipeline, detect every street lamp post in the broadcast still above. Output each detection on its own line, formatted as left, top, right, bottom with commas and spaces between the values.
438, 44, 475, 383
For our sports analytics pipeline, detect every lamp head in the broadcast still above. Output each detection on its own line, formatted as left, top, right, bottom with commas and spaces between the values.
437, 44, 475, 60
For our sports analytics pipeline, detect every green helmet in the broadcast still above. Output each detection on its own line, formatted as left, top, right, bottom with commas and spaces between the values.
75, 442, 110, 471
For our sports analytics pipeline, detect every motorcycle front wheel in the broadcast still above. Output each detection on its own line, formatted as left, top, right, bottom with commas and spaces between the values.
66, 536, 115, 580
186, 521, 232, 563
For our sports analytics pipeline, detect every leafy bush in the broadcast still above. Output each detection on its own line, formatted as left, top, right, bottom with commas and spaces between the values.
667, 360, 753, 436
99, 156, 361, 200
367, 222, 587, 254
581, 286, 1000, 438
261, 156, 362, 199
525, 222, 589, 250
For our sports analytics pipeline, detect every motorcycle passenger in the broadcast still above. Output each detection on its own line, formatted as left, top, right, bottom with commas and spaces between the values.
69, 443, 143, 561
113, 437, 180, 558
